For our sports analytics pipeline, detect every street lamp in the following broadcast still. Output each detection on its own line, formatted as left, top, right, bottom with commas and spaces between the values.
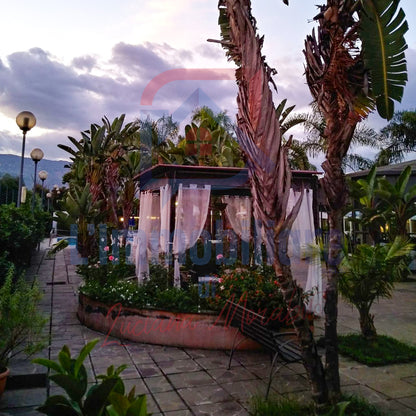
30, 148, 44, 210
16, 111, 36, 207
38, 170, 48, 207
46, 192, 52, 212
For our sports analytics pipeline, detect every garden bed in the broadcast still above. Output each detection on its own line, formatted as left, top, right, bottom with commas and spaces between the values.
77, 293, 262, 350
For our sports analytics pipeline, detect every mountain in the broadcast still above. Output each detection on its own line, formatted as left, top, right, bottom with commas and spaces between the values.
0, 154, 69, 190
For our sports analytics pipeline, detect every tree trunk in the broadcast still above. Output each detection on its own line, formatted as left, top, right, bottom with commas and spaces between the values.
275, 259, 328, 403
322, 203, 342, 401
358, 306, 377, 340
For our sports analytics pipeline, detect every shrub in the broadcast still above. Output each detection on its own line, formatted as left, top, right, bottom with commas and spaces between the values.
79, 263, 210, 313
33, 339, 150, 416
0, 204, 50, 267
208, 264, 288, 328
0, 265, 46, 370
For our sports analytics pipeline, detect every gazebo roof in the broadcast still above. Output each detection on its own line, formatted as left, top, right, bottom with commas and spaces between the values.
135, 164, 320, 195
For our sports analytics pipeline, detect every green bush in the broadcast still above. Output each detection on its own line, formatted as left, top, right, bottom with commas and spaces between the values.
0, 204, 50, 267
79, 263, 210, 313
0, 265, 46, 370
34, 339, 149, 416
208, 264, 288, 328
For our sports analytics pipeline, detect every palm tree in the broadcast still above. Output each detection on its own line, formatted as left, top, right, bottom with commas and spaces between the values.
375, 110, 416, 165
217, 0, 327, 403
217, 0, 408, 405
300, 108, 379, 171
304, 0, 408, 400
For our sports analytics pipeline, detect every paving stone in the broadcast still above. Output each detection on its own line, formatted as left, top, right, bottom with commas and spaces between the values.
195, 356, 237, 370
121, 378, 149, 395
221, 379, 268, 403
152, 390, 189, 412
158, 359, 202, 375
270, 374, 310, 395
150, 349, 190, 362
0, 407, 40, 415
178, 385, 233, 406
137, 362, 164, 378
164, 410, 193, 416
399, 396, 416, 411
207, 366, 257, 383
190, 400, 249, 415
168, 371, 216, 388
144, 375, 174, 393
0, 388, 46, 409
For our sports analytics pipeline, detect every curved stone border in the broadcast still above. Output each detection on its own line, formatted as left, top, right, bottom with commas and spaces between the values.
77, 293, 262, 350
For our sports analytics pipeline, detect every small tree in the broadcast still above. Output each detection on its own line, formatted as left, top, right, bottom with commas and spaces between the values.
339, 237, 412, 340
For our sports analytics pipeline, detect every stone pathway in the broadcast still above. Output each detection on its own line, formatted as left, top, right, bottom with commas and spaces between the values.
1, 245, 416, 415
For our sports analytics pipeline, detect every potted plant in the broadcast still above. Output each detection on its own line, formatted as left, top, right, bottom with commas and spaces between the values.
0, 265, 46, 396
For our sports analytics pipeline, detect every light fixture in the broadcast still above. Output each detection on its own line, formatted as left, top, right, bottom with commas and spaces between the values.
16, 111, 36, 207
38, 170, 48, 208
46, 192, 52, 211
30, 148, 44, 210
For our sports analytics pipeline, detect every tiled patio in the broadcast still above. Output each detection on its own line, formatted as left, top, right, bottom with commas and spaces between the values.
1, 244, 416, 415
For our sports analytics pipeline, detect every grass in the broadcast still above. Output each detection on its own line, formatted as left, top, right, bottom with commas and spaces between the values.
249, 394, 383, 416
338, 334, 416, 366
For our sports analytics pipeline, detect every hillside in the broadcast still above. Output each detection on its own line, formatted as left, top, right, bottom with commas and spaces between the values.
0, 154, 69, 190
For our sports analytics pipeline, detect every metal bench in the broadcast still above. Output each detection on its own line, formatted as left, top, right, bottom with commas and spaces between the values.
225, 299, 303, 398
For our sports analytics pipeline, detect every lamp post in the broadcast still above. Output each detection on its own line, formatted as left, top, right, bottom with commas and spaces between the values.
38, 170, 48, 208
46, 192, 52, 212
16, 111, 36, 207
30, 148, 44, 210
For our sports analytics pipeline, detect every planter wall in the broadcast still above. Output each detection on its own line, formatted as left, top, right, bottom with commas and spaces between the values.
78, 293, 262, 350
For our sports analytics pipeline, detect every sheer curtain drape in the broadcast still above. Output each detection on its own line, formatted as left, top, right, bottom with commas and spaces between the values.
222, 196, 251, 242
135, 192, 160, 283
173, 184, 211, 287
287, 188, 322, 315
159, 185, 171, 266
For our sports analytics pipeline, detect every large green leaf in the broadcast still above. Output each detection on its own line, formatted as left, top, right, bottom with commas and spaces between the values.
49, 374, 85, 402
37, 395, 80, 416
359, 0, 408, 120
84, 377, 119, 416
74, 339, 99, 378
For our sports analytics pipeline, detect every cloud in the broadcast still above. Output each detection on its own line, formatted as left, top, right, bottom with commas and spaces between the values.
0, 42, 241, 160
72, 55, 96, 72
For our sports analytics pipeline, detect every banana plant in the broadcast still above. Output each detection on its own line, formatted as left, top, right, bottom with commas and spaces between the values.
340, 237, 413, 340
376, 165, 416, 239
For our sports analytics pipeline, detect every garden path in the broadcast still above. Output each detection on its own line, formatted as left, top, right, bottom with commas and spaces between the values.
1, 243, 416, 415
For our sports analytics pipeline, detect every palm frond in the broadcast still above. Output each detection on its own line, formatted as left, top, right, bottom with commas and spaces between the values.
359, 0, 408, 119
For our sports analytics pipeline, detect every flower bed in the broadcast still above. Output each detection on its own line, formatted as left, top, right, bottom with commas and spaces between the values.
77, 293, 261, 350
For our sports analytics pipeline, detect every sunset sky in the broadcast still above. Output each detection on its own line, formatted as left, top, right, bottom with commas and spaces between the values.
1, 0, 415, 165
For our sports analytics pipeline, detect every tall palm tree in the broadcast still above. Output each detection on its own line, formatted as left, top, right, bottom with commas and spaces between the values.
304, 0, 408, 400
375, 110, 416, 165
217, 0, 408, 405
217, 0, 327, 403
300, 108, 379, 171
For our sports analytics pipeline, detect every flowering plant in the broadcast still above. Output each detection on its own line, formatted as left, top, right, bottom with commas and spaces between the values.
208, 264, 288, 328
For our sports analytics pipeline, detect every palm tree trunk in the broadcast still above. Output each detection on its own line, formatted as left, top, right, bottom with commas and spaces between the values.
358, 306, 377, 340
218, 0, 328, 403
275, 250, 327, 403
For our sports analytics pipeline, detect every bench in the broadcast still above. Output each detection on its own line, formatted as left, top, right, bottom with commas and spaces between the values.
225, 300, 303, 398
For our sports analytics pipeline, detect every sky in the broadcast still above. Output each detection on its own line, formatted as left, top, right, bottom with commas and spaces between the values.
0, 0, 415, 167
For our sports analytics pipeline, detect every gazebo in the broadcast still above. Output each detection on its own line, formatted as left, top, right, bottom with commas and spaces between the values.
133, 164, 323, 314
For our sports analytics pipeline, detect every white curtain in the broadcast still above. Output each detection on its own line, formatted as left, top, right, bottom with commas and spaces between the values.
173, 184, 211, 287
222, 196, 251, 242
287, 188, 323, 315
160, 184, 172, 266
135, 192, 160, 283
